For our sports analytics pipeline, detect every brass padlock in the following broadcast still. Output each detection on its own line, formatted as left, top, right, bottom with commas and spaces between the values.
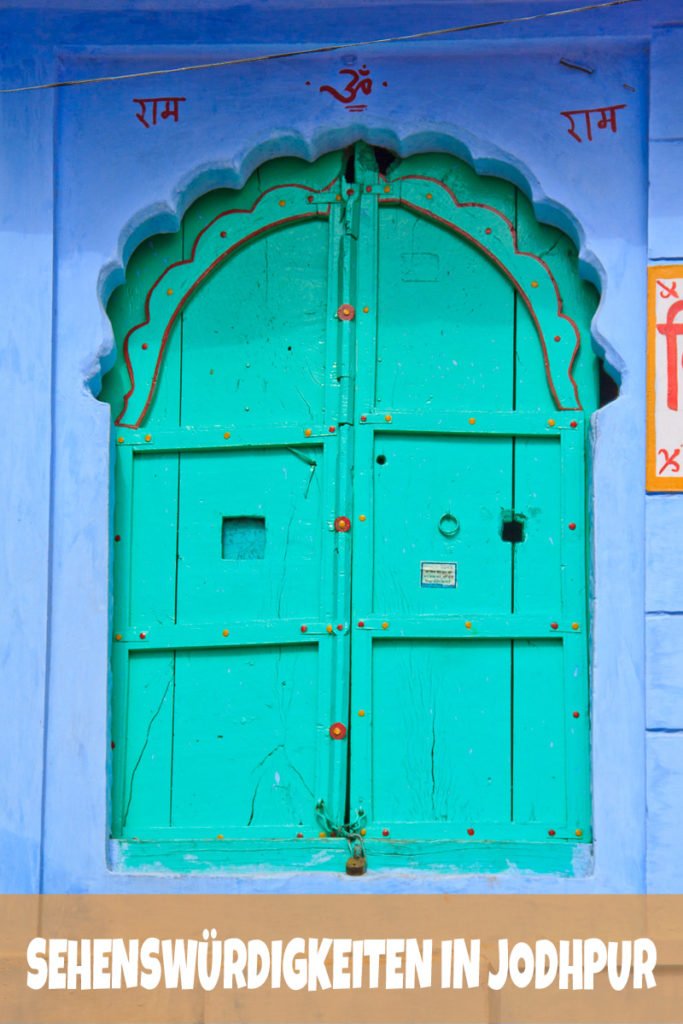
345, 838, 367, 876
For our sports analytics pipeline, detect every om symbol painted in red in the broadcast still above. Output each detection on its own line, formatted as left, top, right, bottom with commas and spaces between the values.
312, 65, 387, 112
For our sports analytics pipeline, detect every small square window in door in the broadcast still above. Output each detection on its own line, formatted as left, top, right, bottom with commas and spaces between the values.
222, 517, 266, 560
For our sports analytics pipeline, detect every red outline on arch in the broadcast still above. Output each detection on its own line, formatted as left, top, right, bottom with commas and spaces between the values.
116, 169, 585, 426
379, 173, 582, 410
115, 180, 337, 427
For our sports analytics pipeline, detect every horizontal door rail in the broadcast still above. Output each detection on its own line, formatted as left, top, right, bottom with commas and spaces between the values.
360, 411, 584, 436
113, 615, 584, 649
114, 424, 332, 452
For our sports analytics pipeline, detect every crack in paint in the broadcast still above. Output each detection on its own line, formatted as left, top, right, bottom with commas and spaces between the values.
285, 757, 315, 798
430, 708, 437, 820
247, 744, 285, 826
277, 506, 297, 617
294, 386, 312, 417
122, 674, 173, 829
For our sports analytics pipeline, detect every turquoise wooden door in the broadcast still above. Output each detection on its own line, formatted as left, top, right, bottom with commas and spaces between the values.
101, 144, 600, 873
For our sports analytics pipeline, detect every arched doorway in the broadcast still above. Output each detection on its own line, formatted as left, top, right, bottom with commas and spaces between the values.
100, 143, 601, 873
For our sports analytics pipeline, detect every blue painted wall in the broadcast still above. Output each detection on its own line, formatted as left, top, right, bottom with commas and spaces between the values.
0, 0, 681, 893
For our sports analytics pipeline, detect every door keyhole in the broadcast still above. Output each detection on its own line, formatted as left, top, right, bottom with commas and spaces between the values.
501, 516, 525, 543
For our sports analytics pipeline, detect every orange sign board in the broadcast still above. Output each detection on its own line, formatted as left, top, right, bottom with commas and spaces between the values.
647, 265, 683, 490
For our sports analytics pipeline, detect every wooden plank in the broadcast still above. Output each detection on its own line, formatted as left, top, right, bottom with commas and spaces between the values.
563, 634, 592, 840
359, 411, 573, 434
178, 216, 331, 430
512, 639, 567, 825
170, 644, 320, 835
374, 199, 516, 415
129, 452, 179, 626
175, 446, 325, 626
109, 614, 582, 648
115, 837, 581, 875
325, 200, 354, 827
371, 432, 513, 617
512, 436, 562, 614
119, 651, 174, 836
370, 639, 512, 828
112, 414, 576, 450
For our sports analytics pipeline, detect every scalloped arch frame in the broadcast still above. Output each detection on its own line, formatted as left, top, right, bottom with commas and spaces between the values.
114, 169, 584, 426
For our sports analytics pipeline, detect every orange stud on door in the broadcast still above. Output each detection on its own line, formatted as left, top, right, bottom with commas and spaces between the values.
337, 304, 356, 321
329, 722, 347, 740
334, 516, 351, 533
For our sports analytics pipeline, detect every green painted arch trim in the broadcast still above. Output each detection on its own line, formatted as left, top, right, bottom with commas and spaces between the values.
115, 180, 338, 428
116, 168, 585, 427
382, 175, 584, 410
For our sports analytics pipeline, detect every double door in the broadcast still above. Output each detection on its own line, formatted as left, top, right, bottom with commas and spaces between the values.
106, 146, 593, 871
